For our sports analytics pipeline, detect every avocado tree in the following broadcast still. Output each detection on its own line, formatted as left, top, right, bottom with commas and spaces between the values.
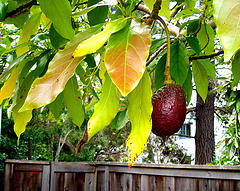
0, 0, 239, 167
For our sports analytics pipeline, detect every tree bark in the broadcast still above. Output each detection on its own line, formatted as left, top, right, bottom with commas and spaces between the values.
195, 80, 215, 164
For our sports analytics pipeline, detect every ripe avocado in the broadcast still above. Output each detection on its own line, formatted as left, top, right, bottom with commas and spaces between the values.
151, 84, 186, 137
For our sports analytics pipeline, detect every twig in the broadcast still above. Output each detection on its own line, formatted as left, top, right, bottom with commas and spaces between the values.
189, 50, 224, 61
146, 43, 167, 66
4, 0, 38, 20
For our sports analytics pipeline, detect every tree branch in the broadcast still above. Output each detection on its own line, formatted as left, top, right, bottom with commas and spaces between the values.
4, 0, 38, 20
189, 50, 224, 61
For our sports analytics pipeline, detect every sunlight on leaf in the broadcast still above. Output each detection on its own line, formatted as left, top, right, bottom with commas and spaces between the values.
20, 25, 103, 112
87, 73, 120, 141
213, 0, 240, 61
73, 18, 128, 58
127, 71, 152, 167
105, 20, 151, 96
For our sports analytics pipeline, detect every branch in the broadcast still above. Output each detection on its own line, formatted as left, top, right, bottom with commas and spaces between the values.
146, 43, 167, 66
189, 50, 224, 61
4, 0, 38, 20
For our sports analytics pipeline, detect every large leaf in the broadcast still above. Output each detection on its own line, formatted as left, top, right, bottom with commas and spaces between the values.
213, 0, 240, 61
127, 71, 153, 167
154, 53, 166, 91
87, 73, 120, 141
105, 20, 151, 96
20, 25, 103, 112
232, 50, 240, 86
63, 75, 85, 127
38, 0, 74, 40
73, 18, 128, 58
16, 11, 42, 56
197, 23, 215, 55
192, 60, 209, 102
170, 40, 189, 86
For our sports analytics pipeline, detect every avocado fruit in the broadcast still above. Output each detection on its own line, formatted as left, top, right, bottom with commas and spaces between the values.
151, 84, 186, 137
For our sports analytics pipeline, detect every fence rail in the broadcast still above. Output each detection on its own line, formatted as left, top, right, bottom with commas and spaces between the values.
4, 159, 240, 191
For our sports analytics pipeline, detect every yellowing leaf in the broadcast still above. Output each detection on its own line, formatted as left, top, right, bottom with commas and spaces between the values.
13, 110, 32, 144
87, 73, 120, 141
20, 25, 103, 112
213, 0, 240, 61
0, 65, 23, 105
16, 11, 42, 57
73, 18, 128, 58
105, 20, 151, 96
127, 71, 153, 167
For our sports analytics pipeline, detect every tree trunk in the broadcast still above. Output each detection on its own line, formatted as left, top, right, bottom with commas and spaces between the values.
195, 80, 215, 164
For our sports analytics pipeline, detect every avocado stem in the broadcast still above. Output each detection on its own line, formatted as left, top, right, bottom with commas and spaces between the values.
157, 16, 174, 85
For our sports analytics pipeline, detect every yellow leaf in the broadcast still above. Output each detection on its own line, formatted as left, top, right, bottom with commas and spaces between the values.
73, 18, 128, 58
13, 110, 32, 144
127, 71, 153, 167
0, 66, 23, 105
16, 11, 42, 56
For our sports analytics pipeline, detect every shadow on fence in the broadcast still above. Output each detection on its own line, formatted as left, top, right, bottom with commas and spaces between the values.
3, 159, 240, 191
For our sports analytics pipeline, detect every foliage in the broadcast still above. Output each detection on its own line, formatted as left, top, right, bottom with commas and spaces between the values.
0, 0, 240, 166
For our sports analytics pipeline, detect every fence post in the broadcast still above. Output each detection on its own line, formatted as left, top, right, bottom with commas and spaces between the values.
42, 164, 50, 191
50, 162, 55, 191
104, 166, 109, 191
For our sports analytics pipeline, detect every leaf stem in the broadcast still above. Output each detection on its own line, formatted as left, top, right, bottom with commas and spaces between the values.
157, 16, 173, 84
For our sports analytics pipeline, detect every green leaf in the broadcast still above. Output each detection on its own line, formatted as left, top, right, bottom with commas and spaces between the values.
49, 24, 69, 49
186, 36, 201, 54
213, 0, 240, 61
127, 71, 153, 167
87, 73, 120, 141
170, 40, 189, 85
182, 68, 193, 103
154, 53, 166, 92
198, 59, 216, 80
111, 109, 128, 131
197, 23, 215, 54
20, 25, 103, 112
47, 93, 63, 118
73, 18, 129, 58
38, 0, 74, 40
63, 75, 85, 127
192, 60, 209, 102
0, 0, 8, 21
87, 0, 108, 26
232, 50, 240, 86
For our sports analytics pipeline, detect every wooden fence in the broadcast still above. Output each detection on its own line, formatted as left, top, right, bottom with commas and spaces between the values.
3, 159, 240, 191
